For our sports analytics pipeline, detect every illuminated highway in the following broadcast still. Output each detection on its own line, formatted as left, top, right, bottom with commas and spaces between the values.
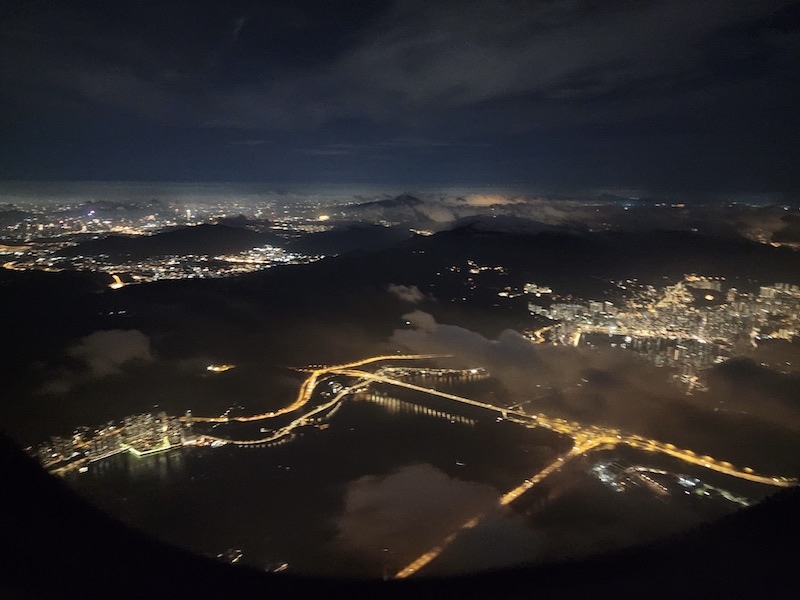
395, 423, 797, 579
184, 353, 797, 578
337, 369, 796, 488
372, 373, 796, 578
188, 355, 796, 487
182, 354, 444, 424
395, 436, 605, 579
199, 383, 362, 446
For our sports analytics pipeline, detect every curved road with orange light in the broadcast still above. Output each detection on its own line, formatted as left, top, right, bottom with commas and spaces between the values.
185, 354, 797, 578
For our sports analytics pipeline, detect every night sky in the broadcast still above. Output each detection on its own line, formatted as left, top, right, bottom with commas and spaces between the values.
1, 0, 799, 192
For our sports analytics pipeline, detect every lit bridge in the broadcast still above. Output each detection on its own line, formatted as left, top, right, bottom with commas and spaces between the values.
184, 354, 798, 578
181, 354, 445, 424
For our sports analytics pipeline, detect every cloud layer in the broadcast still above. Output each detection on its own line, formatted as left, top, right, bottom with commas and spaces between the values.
334, 463, 499, 562
67, 329, 153, 377
387, 284, 426, 303
390, 311, 800, 437
41, 329, 153, 394
1, 1, 798, 187
11, 0, 787, 132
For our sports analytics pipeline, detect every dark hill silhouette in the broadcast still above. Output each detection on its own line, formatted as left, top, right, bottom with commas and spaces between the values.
446, 214, 575, 235
399, 225, 800, 285
336, 194, 440, 227
347, 194, 425, 210
213, 214, 273, 230
170, 225, 800, 322
287, 223, 414, 255
57, 223, 284, 260
773, 214, 800, 244
0, 207, 33, 226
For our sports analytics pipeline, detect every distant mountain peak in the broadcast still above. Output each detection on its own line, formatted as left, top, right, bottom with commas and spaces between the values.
354, 194, 424, 209
392, 193, 424, 205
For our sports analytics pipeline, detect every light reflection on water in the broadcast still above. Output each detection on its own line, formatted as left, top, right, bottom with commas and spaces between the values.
62, 398, 750, 579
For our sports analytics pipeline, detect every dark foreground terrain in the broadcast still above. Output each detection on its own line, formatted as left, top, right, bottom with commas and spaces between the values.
1, 432, 797, 600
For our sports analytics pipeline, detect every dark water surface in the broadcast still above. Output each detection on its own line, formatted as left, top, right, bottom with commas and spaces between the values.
64, 398, 764, 578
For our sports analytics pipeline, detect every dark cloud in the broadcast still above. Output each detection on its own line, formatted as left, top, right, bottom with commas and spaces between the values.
226, 139, 271, 147
425, 511, 544, 576
1, 1, 798, 187
161, 0, 791, 133
426, 468, 735, 575
68, 329, 152, 376
392, 310, 569, 384
513, 473, 735, 566
334, 463, 499, 562
703, 358, 800, 430
389, 311, 800, 476
40, 329, 153, 394
389, 312, 697, 431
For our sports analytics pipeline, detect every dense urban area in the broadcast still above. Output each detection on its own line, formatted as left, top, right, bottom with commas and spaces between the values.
2, 190, 799, 578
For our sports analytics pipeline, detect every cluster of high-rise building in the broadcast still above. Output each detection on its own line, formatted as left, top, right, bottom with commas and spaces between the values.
527, 275, 800, 389
32, 410, 185, 472
122, 411, 182, 451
